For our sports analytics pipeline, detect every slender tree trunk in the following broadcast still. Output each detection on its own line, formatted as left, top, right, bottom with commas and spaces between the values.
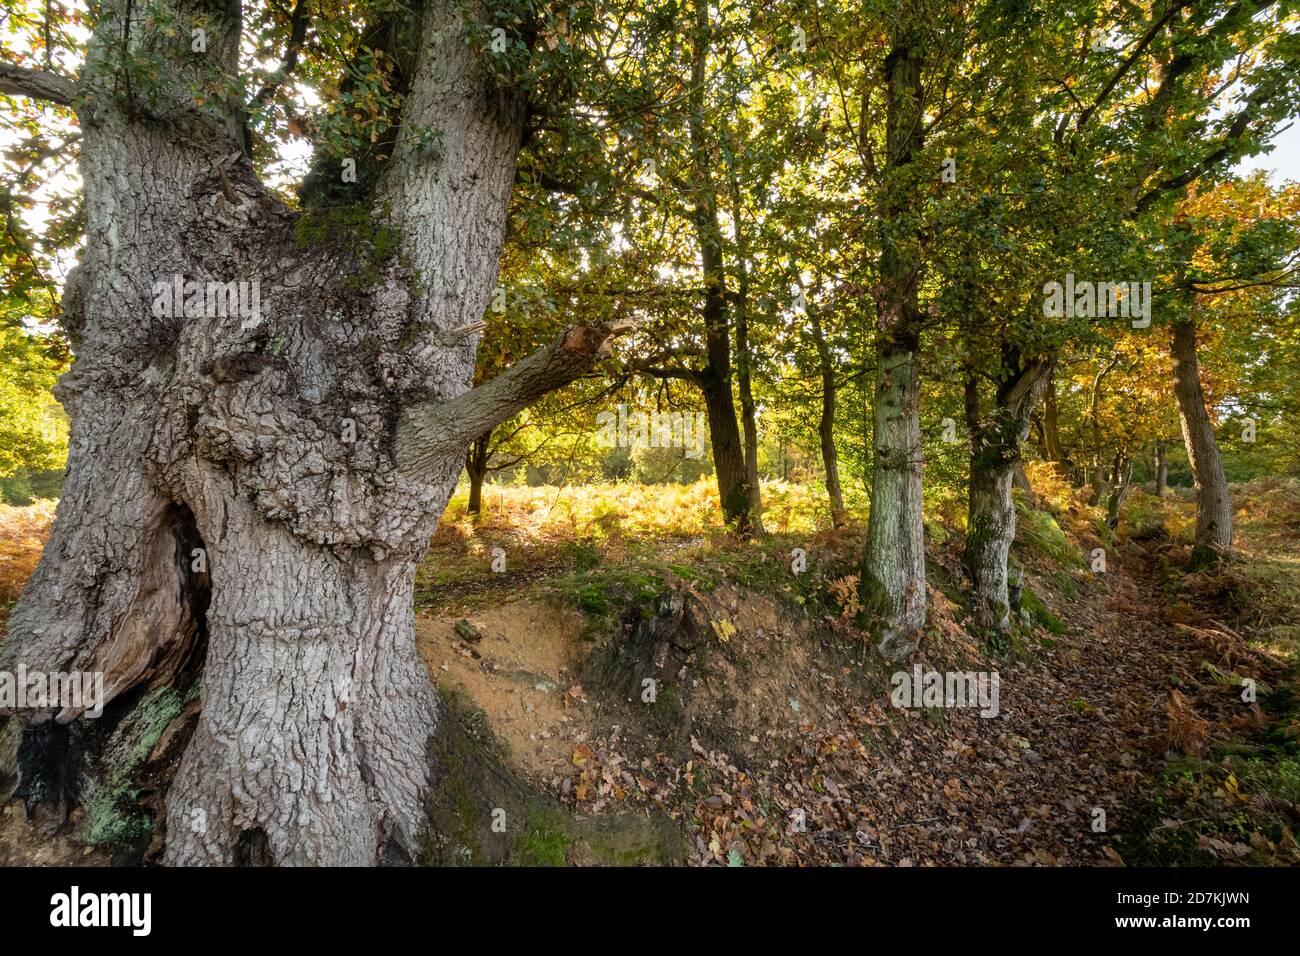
467, 473, 484, 515
734, 343, 763, 532
809, 309, 847, 527
699, 372, 751, 531
735, 324, 764, 535
0, 0, 613, 865
963, 353, 1056, 632
1153, 439, 1167, 496
863, 24, 926, 659
819, 376, 847, 527
1171, 317, 1233, 565
1105, 453, 1133, 529
465, 433, 490, 515
686, 2, 752, 536
1042, 368, 1071, 479
1086, 355, 1120, 505
729, 169, 765, 536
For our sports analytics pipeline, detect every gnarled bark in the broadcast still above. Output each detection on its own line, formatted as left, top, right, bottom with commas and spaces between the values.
1, 0, 613, 866
963, 353, 1056, 632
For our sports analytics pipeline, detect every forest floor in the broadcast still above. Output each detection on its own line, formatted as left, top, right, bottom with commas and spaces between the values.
1, 476, 1297, 866
415, 474, 1300, 866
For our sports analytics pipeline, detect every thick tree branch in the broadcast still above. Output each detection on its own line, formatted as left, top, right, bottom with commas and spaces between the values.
1072, 0, 1192, 140
1132, 88, 1269, 214
1004, 354, 1056, 415
396, 324, 616, 479
631, 362, 702, 383
0, 62, 77, 105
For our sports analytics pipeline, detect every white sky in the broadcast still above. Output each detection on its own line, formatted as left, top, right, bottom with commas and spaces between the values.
1234, 121, 1299, 183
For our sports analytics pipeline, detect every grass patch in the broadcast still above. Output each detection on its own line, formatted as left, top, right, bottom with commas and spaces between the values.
1019, 586, 1066, 635
516, 814, 570, 867
1014, 503, 1083, 569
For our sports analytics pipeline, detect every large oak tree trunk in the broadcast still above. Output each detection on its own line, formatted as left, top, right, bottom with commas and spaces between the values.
1171, 317, 1233, 566
966, 459, 1016, 630
0, 0, 612, 865
864, 330, 926, 656
863, 25, 926, 659
164, 512, 437, 865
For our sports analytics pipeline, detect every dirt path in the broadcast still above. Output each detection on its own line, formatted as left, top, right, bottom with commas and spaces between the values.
835, 550, 1203, 866
663, 558, 1195, 865
416, 600, 593, 780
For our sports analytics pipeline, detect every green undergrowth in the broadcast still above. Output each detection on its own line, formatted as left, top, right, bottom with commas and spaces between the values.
1013, 498, 1085, 570
1124, 682, 1300, 866
549, 532, 859, 639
